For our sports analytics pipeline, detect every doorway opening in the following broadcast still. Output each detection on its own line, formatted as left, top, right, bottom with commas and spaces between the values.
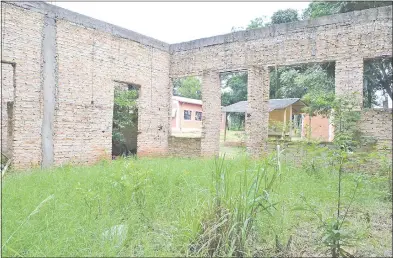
219, 71, 248, 157
112, 82, 140, 158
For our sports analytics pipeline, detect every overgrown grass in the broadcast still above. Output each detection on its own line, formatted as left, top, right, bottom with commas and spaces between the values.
2, 152, 392, 257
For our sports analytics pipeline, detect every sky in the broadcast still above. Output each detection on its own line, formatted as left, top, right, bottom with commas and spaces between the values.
50, 2, 310, 43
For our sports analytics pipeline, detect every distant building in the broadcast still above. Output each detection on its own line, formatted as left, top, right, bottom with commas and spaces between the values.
171, 96, 203, 134
171, 97, 333, 142
221, 98, 334, 142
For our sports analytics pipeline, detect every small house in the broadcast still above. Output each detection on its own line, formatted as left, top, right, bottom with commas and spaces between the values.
221, 98, 333, 141
171, 96, 203, 134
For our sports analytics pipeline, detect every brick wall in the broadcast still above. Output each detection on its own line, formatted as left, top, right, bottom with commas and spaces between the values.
2, 2, 170, 169
170, 6, 392, 157
1, 64, 14, 158
359, 109, 393, 149
1, 2, 392, 168
1, 4, 44, 168
168, 136, 201, 157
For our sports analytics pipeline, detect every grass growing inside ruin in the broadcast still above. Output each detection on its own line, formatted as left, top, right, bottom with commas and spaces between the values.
2, 154, 392, 257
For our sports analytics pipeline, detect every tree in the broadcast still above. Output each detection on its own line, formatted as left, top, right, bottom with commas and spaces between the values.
113, 88, 138, 130
302, 1, 343, 19
302, 1, 392, 109
246, 8, 299, 30
269, 63, 335, 118
112, 87, 138, 155
221, 72, 248, 106
173, 76, 202, 100
271, 8, 299, 24
363, 57, 392, 108
221, 72, 248, 130
302, 1, 392, 19
231, 26, 245, 32
246, 16, 267, 29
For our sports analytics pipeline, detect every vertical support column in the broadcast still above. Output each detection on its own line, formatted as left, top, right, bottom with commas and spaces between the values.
201, 70, 220, 157
223, 112, 227, 142
41, 15, 57, 168
289, 106, 293, 138
246, 66, 269, 158
335, 57, 364, 108
282, 107, 287, 139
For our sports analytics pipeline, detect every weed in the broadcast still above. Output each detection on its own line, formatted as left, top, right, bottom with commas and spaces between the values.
191, 155, 279, 257
1, 155, 391, 257
295, 151, 363, 257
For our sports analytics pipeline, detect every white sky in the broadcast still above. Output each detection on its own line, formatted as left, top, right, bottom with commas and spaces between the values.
50, 2, 310, 43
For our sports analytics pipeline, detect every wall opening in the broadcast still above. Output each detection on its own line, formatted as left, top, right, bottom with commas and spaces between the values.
363, 56, 392, 109
1, 62, 15, 166
171, 76, 202, 138
220, 71, 248, 157
268, 62, 335, 143
112, 82, 140, 158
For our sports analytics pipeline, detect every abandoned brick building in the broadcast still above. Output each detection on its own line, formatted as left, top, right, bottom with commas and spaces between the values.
1, 2, 392, 169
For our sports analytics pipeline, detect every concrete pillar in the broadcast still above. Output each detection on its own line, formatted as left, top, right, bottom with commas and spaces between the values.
41, 15, 57, 168
335, 57, 364, 108
246, 66, 269, 158
201, 70, 220, 157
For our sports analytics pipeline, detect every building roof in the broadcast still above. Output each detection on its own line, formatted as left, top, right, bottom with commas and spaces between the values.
172, 96, 202, 105
221, 98, 306, 113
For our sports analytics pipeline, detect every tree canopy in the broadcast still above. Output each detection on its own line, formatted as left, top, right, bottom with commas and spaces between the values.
241, 1, 392, 111
173, 76, 202, 100
302, 1, 392, 19
269, 63, 335, 117
112, 87, 139, 149
363, 57, 393, 108
246, 16, 267, 29
221, 72, 248, 106
271, 8, 299, 24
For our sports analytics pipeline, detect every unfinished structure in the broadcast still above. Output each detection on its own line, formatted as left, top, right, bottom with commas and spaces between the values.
1, 2, 392, 169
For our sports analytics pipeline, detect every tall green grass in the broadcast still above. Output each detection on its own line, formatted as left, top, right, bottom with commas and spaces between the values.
1, 154, 391, 257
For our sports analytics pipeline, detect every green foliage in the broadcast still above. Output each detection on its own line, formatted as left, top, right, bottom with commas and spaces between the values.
293, 145, 364, 257
246, 8, 299, 30
363, 57, 392, 108
221, 72, 248, 106
113, 88, 138, 129
302, 1, 392, 19
302, 1, 344, 19
173, 76, 202, 100
112, 87, 138, 153
192, 155, 280, 257
221, 72, 248, 131
269, 63, 335, 118
366, 148, 393, 200
271, 8, 299, 24
246, 16, 267, 29
331, 95, 363, 151
302, 2, 392, 110
227, 113, 245, 131
2, 149, 392, 257
270, 67, 305, 99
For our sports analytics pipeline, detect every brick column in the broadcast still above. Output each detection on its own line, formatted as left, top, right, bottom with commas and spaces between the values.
246, 66, 269, 158
335, 57, 364, 107
201, 70, 220, 157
